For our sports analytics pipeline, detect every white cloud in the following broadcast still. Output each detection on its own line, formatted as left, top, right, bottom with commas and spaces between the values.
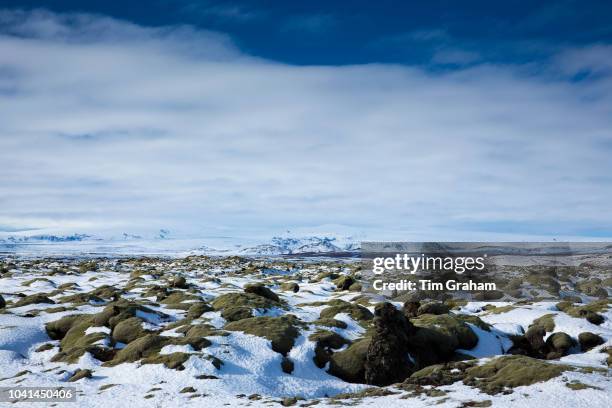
0, 9, 611, 239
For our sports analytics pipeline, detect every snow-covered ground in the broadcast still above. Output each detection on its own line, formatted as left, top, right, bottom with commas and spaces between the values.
0, 255, 610, 407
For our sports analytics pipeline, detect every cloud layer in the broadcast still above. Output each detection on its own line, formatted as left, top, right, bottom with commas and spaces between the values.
1, 9, 611, 240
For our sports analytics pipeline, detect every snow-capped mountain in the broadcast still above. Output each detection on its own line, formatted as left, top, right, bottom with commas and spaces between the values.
238, 236, 357, 255
0, 234, 92, 243
0, 231, 360, 256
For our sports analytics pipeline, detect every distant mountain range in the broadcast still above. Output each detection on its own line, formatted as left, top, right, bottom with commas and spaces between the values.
237, 236, 359, 255
0, 234, 92, 243
0, 232, 361, 256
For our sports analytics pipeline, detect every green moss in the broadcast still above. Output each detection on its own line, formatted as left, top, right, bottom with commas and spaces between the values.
212, 292, 283, 312
545, 332, 575, 355
319, 300, 373, 322
79, 261, 98, 273
328, 338, 370, 383
313, 318, 348, 329
310, 330, 350, 368
464, 355, 572, 394
565, 381, 602, 390
455, 315, 491, 331
576, 279, 608, 298
159, 291, 201, 305
315, 272, 340, 282
35, 343, 55, 352
45, 314, 86, 340
186, 302, 213, 319
57, 293, 104, 305
224, 315, 303, 355
530, 314, 556, 332
412, 314, 479, 350
444, 299, 468, 309
104, 334, 166, 366
483, 305, 516, 315
183, 324, 222, 338
417, 302, 450, 315
564, 300, 609, 318
333, 275, 356, 291
221, 306, 253, 322
142, 352, 191, 370
578, 332, 605, 351
243, 283, 280, 302
88, 285, 122, 300
280, 282, 300, 293
330, 387, 397, 401
556, 301, 573, 312
51, 317, 112, 363
68, 369, 92, 382
21, 278, 55, 287
112, 317, 148, 344
13, 294, 55, 307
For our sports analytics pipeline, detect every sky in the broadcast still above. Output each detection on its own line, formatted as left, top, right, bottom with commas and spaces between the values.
0, 2, 611, 241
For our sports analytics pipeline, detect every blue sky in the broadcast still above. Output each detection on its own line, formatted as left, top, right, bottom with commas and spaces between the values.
3, 0, 612, 66
0, 2, 611, 241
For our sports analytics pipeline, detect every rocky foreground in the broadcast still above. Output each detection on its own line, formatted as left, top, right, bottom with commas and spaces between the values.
0, 256, 610, 407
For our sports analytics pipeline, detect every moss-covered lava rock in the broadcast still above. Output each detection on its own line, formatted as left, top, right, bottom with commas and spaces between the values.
224, 315, 303, 355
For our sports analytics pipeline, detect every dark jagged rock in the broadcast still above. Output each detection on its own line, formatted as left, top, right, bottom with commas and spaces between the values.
281, 357, 294, 374
364, 302, 416, 386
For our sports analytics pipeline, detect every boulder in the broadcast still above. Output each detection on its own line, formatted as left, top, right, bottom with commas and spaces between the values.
365, 302, 415, 386
310, 330, 350, 368
170, 275, 188, 289
578, 332, 605, 351
224, 315, 302, 356
186, 302, 213, 319
280, 282, 300, 293
328, 338, 371, 383
417, 302, 450, 316
545, 332, 574, 359
319, 300, 373, 322
243, 284, 280, 302
221, 306, 252, 322
112, 317, 148, 344
333, 275, 356, 291
402, 301, 420, 318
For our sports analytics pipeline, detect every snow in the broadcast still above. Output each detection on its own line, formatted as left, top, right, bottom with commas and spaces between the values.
0, 255, 610, 407
85, 326, 111, 335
